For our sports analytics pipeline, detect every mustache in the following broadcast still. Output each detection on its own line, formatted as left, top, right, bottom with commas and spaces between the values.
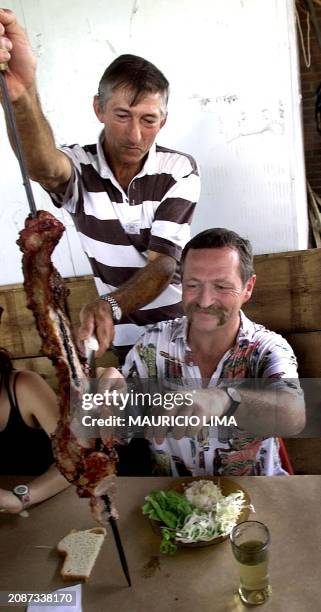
185, 304, 228, 317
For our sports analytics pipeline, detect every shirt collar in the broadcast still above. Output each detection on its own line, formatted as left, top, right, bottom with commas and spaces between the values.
170, 316, 189, 342
237, 310, 256, 345
172, 311, 255, 364
96, 131, 157, 179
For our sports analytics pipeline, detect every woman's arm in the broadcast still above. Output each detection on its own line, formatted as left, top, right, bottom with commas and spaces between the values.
0, 371, 70, 514
0, 464, 69, 513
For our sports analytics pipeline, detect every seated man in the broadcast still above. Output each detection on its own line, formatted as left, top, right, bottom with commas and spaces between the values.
118, 227, 305, 476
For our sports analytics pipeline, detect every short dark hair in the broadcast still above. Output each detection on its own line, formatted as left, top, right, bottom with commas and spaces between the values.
0, 348, 13, 392
181, 228, 255, 284
98, 54, 169, 112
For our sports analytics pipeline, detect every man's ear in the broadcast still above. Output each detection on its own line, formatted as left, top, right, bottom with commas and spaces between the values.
93, 95, 104, 123
241, 274, 256, 305
160, 112, 168, 129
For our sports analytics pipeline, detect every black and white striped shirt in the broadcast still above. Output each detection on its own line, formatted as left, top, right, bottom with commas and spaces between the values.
49, 134, 200, 347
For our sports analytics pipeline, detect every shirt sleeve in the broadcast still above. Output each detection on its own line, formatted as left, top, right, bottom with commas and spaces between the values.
254, 332, 303, 395
46, 145, 83, 214
148, 160, 201, 261
255, 333, 299, 378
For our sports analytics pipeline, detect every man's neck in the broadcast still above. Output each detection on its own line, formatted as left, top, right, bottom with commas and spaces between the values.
113, 162, 142, 191
103, 145, 145, 191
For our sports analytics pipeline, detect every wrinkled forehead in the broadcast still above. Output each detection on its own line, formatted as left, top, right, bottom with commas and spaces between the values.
182, 247, 242, 279
109, 84, 167, 112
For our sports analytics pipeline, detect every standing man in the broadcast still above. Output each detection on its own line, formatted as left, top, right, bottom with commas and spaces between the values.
0, 9, 200, 360
118, 228, 305, 476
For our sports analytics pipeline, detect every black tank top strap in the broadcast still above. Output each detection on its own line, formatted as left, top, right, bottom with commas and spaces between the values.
11, 371, 21, 412
5, 371, 21, 418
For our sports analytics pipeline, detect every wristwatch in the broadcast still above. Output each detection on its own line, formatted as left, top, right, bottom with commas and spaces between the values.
224, 386, 242, 418
12, 484, 30, 509
100, 295, 122, 322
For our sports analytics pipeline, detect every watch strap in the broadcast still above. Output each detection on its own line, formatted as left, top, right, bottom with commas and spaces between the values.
100, 294, 122, 322
224, 387, 242, 419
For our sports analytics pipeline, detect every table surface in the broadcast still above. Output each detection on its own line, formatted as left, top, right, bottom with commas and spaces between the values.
1, 475, 320, 612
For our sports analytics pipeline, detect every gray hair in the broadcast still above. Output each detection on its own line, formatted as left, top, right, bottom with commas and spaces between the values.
98, 54, 169, 113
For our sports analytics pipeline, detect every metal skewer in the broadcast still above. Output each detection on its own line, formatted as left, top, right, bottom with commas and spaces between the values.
103, 494, 132, 587
85, 337, 132, 587
0, 64, 37, 218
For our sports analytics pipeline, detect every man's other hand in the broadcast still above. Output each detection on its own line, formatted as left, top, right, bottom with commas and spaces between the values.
144, 388, 231, 443
96, 366, 127, 444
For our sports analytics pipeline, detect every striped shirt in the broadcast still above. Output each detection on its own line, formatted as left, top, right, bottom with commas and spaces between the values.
49, 133, 200, 347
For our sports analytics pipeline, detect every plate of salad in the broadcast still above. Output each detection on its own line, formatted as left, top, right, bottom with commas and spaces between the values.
142, 477, 251, 554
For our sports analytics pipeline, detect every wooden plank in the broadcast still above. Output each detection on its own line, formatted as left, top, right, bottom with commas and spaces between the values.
0, 275, 97, 358
244, 248, 321, 333
0, 285, 42, 356
286, 331, 321, 377
284, 439, 321, 475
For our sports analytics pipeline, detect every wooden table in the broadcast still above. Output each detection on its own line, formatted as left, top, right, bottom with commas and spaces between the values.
1, 476, 320, 611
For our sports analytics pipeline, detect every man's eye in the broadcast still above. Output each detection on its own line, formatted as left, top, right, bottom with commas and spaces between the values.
216, 285, 231, 291
186, 283, 198, 288
116, 114, 128, 119
143, 118, 156, 125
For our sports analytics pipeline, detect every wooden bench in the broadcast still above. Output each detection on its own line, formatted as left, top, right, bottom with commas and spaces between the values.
1, 247, 321, 473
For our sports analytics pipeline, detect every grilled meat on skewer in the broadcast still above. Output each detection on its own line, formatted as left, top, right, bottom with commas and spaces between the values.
17, 210, 118, 521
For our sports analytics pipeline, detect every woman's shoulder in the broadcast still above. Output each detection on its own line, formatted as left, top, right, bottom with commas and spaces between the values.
14, 370, 58, 427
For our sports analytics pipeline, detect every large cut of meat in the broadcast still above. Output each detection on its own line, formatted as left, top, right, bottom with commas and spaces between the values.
17, 210, 118, 521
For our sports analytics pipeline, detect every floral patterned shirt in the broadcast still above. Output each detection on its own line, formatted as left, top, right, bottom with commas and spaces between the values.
122, 312, 299, 476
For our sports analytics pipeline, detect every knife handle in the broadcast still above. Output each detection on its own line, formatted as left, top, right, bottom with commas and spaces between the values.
84, 335, 99, 373
84, 335, 99, 356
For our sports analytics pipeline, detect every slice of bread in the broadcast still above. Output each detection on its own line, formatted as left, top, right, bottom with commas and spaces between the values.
57, 527, 106, 581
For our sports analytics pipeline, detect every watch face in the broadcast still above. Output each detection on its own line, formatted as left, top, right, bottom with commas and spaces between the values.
14, 485, 29, 496
227, 387, 242, 404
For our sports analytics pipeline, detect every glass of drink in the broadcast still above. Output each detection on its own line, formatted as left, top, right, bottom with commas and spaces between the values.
230, 521, 272, 606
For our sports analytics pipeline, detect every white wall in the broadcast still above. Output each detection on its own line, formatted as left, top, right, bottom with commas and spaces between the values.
0, 0, 308, 284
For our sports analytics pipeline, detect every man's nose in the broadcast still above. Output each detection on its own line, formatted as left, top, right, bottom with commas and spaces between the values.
127, 120, 142, 144
197, 285, 215, 308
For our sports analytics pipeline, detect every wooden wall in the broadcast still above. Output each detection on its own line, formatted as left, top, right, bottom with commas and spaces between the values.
245, 247, 321, 378
1, 247, 321, 473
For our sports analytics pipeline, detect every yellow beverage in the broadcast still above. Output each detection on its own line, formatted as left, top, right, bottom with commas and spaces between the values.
233, 540, 271, 605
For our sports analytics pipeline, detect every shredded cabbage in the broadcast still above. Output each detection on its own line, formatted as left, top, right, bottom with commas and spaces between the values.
174, 480, 246, 544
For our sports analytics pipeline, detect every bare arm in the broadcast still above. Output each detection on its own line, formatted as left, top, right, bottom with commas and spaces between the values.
193, 386, 305, 437
0, 464, 69, 514
224, 387, 305, 437
142, 386, 305, 443
0, 371, 69, 514
79, 250, 177, 356
0, 9, 71, 191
